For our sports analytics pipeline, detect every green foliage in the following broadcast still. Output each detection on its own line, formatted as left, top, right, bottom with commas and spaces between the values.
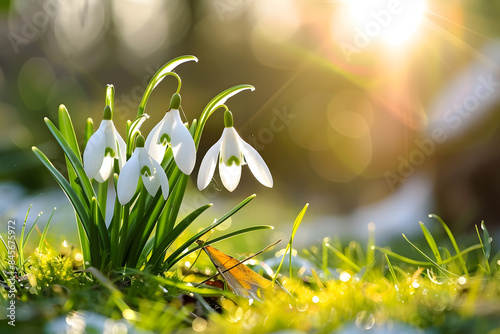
1, 216, 499, 333
30, 55, 267, 275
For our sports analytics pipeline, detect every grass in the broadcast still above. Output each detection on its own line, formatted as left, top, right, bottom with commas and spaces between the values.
1, 214, 499, 333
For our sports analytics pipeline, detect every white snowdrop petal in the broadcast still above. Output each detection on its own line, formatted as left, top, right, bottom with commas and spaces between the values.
197, 138, 222, 191
145, 116, 167, 164
219, 161, 241, 192
115, 128, 127, 169
150, 156, 169, 199
220, 127, 242, 164
117, 151, 140, 205
170, 110, 196, 175
83, 122, 106, 179
103, 121, 118, 156
94, 156, 114, 183
240, 139, 273, 188
139, 150, 161, 197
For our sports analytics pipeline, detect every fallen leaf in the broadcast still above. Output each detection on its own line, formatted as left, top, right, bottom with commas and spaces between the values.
198, 241, 279, 301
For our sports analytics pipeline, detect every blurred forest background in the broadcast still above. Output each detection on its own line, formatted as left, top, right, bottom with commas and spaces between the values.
1, 0, 500, 249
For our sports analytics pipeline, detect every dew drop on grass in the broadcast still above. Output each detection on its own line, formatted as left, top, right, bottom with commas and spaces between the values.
192, 317, 207, 332
355, 311, 375, 330
297, 302, 308, 312
339, 272, 351, 282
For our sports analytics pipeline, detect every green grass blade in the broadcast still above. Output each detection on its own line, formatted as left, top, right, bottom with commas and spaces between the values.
38, 208, 56, 253
163, 194, 256, 270
90, 197, 104, 269
58, 106, 91, 262
402, 234, 457, 280
76, 215, 90, 269
59, 105, 85, 201
0, 235, 8, 252
419, 221, 442, 264
137, 55, 198, 117
84, 118, 93, 147
163, 173, 189, 236
325, 243, 362, 272
366, 222, 376, 267
166, 225, 274, 268
32, 147, 90, 232
429, 214, 469, 276
481, 221, 492, 261
147, 203, 212, 270
385, 254, 399, 290
22, 210, 42, 250
137, 237, 156, 269
376, 244, 482, 266
475, 223, 491, 274
58, 104, 82, 160
44, 117, 96, 203
18, 205, 32, 267
155, 173, 189, 248
273, 203, 309, 283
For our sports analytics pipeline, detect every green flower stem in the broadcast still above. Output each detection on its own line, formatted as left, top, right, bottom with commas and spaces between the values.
110, 176, 121, 266
224, 109, 233, 127
97, 180, 108, 219
124, 184, 148, 267
137, 54, 198, 117
147, 203, 213, 271
141, 168, 181, 237
125, 120, 133, 159
117, 203, 130, 267
193, 85, 254, 149
90, 198, 102, 268
154, 173, 188, 251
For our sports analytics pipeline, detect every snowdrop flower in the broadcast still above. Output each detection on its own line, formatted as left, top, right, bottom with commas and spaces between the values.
145, 93, 196, 175
117, 135, 169, 205
197, 110, 273, 192
83, 105, 126, 182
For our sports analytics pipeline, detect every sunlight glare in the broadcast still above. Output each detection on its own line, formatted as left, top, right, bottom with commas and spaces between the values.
347, 0, 426, 46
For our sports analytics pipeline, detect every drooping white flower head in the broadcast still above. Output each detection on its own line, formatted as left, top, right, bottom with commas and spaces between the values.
145, 93, 196, 175
197, 110, 273, 192
117, 135, 169, 205
83, 105, 126, 182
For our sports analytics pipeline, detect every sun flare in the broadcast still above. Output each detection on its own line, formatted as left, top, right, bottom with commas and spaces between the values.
346, 0, 426, 46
